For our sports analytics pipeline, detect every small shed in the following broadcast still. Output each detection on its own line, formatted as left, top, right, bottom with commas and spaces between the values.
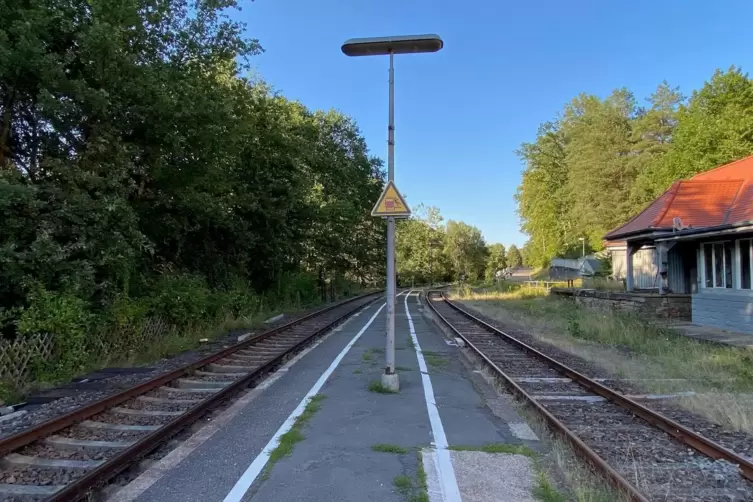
579, 258, 603, 277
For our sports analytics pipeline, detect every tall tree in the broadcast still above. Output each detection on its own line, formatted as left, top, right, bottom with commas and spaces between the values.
515, 121, 569, 267
629, 82, 684, 205
638, 67, 753, 198
563, 89, 637, 249
485, 244, 507, 280
506, 245, 523, 269
444, 221, 487, 281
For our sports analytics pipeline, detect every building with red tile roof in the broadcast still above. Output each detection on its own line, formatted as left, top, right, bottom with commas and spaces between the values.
604, 155, 753, 334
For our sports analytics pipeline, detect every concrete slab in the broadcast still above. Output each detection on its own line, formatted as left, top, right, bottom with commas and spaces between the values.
450, 450, 535, 502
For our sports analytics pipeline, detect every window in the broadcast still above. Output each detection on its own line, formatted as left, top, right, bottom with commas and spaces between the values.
742, 239, 752, 290
703, 241, 734, 289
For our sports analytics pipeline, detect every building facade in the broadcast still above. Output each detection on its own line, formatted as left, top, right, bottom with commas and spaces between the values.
604, 156, 753, 334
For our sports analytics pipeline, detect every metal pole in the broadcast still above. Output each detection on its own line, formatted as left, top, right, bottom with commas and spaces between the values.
382, 51, 398, 390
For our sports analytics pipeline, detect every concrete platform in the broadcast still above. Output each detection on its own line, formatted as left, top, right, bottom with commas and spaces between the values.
667, 322, 753, 349
113, 291, 539, 502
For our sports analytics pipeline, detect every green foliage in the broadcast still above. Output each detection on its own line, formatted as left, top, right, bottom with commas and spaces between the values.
516, 67, 753, 266
17, 284, 95, 377
506, 245, 523, 269
147, 275, 212, 327
444, 220, 487, 281
0, 0, 385, 383
485, 243, 507, 280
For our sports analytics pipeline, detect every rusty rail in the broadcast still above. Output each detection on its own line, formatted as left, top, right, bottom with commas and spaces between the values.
0, 291, 381, 501
426, 291, 753, 501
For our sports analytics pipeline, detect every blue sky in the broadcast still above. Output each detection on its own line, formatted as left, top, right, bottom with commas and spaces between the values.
237, 0, 753, 247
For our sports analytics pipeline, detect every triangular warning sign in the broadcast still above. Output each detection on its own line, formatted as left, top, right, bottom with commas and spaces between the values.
371, 180, 411, 218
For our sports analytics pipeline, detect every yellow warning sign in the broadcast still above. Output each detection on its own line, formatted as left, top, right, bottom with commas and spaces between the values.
371, 181, 411, 218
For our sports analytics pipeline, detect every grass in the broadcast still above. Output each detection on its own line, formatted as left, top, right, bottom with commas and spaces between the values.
361, 350, 373, 362
516, 405, 629, 502
414, 451, 429, 502
422, 350, 448, 369
352, 369, 362, 374
392, 452, 430, 502
533, 471, 568, 502
393, 475, 413, 495
368, 380, 399, 394
266, 394, 326, 472
372, 443, 409, 454
453, 283, 753, 433
395, 365, 413, 371
448, 443, 536, 456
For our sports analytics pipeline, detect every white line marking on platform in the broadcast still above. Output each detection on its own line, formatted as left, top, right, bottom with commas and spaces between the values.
109, 300, 373, 502
405, 291, 462, 502
222, 294, 401, 502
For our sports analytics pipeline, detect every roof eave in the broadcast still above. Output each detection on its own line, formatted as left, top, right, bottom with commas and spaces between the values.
604, 228, 672, 242
654, 221, 753, 242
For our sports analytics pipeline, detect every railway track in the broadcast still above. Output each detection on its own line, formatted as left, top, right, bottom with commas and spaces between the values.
426, 291, 753, 502
0, 292, 381, 502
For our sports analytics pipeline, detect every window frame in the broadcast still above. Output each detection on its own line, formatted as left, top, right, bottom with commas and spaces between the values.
702, 240, 734, 289
739, 238, 753, 290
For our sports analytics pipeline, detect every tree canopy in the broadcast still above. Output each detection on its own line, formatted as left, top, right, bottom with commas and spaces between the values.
516, 67, 753, 267
0, 0, 386, 344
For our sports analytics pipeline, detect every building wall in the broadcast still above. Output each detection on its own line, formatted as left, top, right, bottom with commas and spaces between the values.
610, 247, 658, 289
692, 290, 753, 334
693, 234, 753, 333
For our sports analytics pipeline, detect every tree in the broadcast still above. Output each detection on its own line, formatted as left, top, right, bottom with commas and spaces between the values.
506, 245, 523, 269
0, 0, 388, 346
636, 67, 753, 199
485, 244, 507, 281
515, 121, 570, 267
563, 89, 637, 250
444, 221, 487, 281
629, 82, 684, 205
396, 205, 449, 286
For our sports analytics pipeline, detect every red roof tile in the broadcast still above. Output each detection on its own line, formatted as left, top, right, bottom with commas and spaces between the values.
605, 154, 753, 240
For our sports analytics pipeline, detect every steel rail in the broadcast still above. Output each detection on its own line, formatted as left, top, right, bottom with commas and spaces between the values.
431, 292, 753, 482
423, 290, 648, 502
0, 291, 381, 501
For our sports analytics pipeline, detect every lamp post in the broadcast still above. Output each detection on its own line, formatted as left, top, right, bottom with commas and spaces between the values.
342, 34, 443, 391
579, 237, 585, 258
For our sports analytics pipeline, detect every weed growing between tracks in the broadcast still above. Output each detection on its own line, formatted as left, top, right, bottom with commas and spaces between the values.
454, 284, 753, 433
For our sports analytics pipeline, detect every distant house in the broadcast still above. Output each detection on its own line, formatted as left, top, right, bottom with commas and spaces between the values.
604, 155, 753, 334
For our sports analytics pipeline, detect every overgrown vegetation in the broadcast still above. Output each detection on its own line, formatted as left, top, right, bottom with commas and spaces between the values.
455, 284, 753, 432
517, 68, 753, 267
0, 1, 385, 386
